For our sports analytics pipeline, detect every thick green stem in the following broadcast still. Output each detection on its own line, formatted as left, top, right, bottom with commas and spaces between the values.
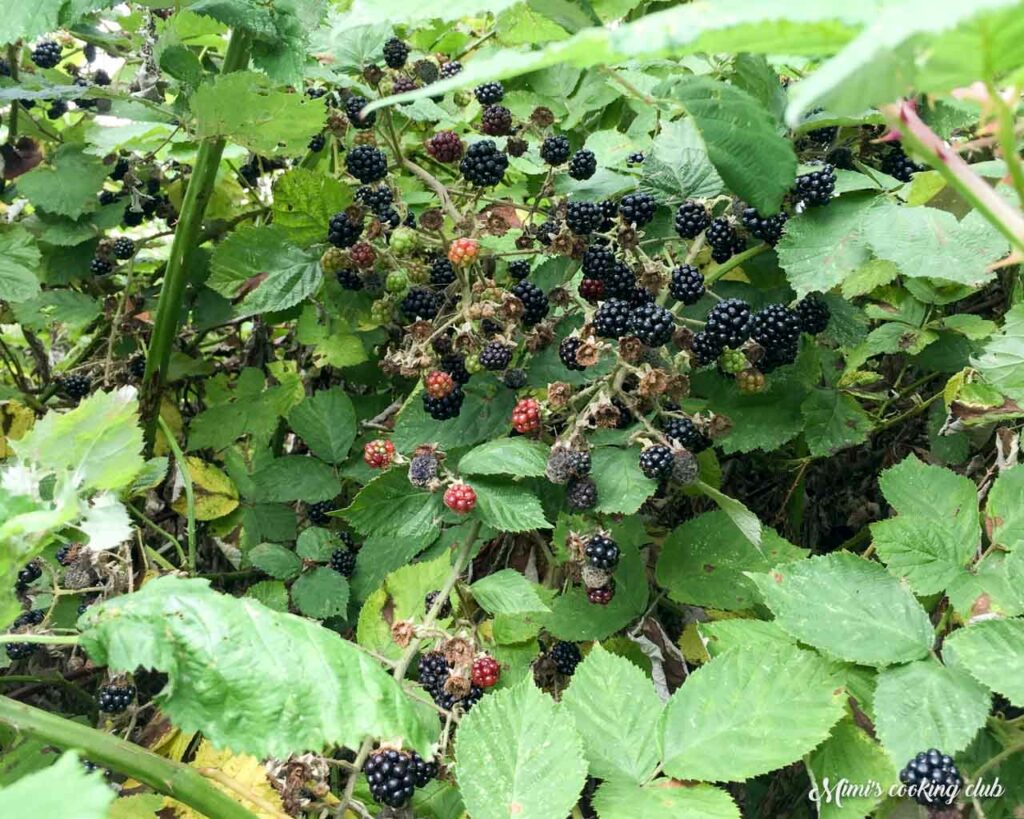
6, 44, 19, 142
141, 29, 252, 450
0, 696, 258, 819
704, 243, 769, 285
0, 634, 79, 646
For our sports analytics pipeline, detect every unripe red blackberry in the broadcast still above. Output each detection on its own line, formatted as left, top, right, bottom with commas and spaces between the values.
363, 439, 396, 468
444, 482, 477, 513
471, 656, 500, 688
480, 104, 513, 136
579, 277, 604, 303
426, 130, 464, 163
424, 369, 455, 399
448, 237, 479, 266
512, 397, 541, 433
587, 583, 615, 605
349, 241, 377, 268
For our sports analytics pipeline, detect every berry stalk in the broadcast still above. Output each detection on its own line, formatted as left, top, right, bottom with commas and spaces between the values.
141, 28, 253, 451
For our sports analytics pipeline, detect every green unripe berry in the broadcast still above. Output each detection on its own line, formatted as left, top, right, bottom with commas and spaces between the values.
719, 348, 748, 374
390, 226, 417, 254
370, 298, 392, 324
320, 247, 347, 275
465, 353, 483, 374
386, 270, 409, 293
454, 90, 473, 107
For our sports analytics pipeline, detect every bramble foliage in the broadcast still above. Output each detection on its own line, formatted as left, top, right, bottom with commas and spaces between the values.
0, 1, 1023, 818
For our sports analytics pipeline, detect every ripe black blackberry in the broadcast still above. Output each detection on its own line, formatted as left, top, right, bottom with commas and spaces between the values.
425, 590, 453, 619
594, 298, 632, 339
32, 40, 62, 69
93, 69, 111, 86
409, 453, 438, 487
567, 450, 591, 477
481, 318, 502, 337
364, 749, 416, 808
56, 544, 75, 566
705, 217, 740, 262
568, 149, 597, 180
434, 684, 484, 712
549, 641, 581, 675
474, 81, 504, 105
507, 259, 530, 280
15, 562, 42, 591
881, 144, 923, 183
639, 445, 674, 480
97, 684, 136, 714
440, 353, 471, 385
5, 639, 35, 661
626, 151, 645, 165
899, 749, 963, 807
410, 752, 437, 787
581, 245, 616, 279
98, 190, 119, 206
345, 145, 388, 184
480, 104, 512, 136
440, 60, 462, 79
511, 280, 549, 326
479, 341, 512, 371
429, 257, 456, 286
629, 302, 675, 347
585, 534, 619, 570
793, 163, 835, 206
535, 219, 560, 246
423, 384, 465, 419
674, 201, 711, 239
418, 651, 451, 692
128, 355, 146, 380
401, 287, 441, 320
378, 207, 401, 230
662, 416, 711, 453
459, 139, 508, 187
759, 342, 799, 373
356, 184, 393, 212
618, 192, 657, 226
90, 257, 113, 275
327, 212, 363, 248
540, 135, 571, 166
336, 267, 363, 290
47, 99, 68, 119
345, 95, 376, 129
741, 208, 788, 245
751, 304, 801, 352
329, 548, 356, 577
112, 237, 135, 260
308, 500, 335, 525
598, 199, 619, 229
705, 297, 752, 349
6, 610, 44, 659
503, 368, 527, 389
565, 200, 603, 235
59, 374, 92, 400
383, 37, 410, 68
668, 264, 705, 305
795, 293, 831, 334
559, 336, 585, 371
566, 476, 598, 511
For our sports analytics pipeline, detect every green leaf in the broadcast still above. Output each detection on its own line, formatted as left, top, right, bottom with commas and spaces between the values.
245, 579, 290, 612
470, 478, 550, 532
591, 446, 658, 515
12, 290, 100, 332
592, 780, 740, 819
295, 527, 340, 561
343, 0, 520, 26
662, 645, 846, 782
944, 619, 1024, 707
775, 194, 878, 297
0, 226, 42, 303
657, 510, 806, 611
13, 388, 144, 493
878, 454, 981, 552
470, 569, 550, 615
248, 542, 302, 580
748, 552, 934, 666
986, 465, 1024, 551
291, 566, 350, 619
342, 468, 444, 544
0, 1, 63, 44
873, 659, 990, 766
973, 304, 1024, 403
561, 644, 662, 783
80, 576, 432, 757
0, 752, 114, 818
673, 77, 796, 213
700, 618, 796, 657
870, 516, 966, 594
272, 168, 352, 245
639, 118, 724, 203
864, 204, 1008, 287
392, 383, 517, 452
287, 388, 357, 464
841, 259, 900, 299
208, 225, 322, 318
18, 145, 108, 220
801, 388, 873, 457
946, 550, 1024, 618
805, 719, 897, 819
696, 481, 763, 548
454, 680, 587, 819
188, 368, 303, 451
249, 455, 340, 504
191, 70, 326, 154
459, 438, 550, 477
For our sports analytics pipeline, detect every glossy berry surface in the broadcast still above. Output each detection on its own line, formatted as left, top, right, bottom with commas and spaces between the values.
363, 439, 396, 468
448, 237, 479, 266
568, 149, 597, 180
426, 130, 463, 163
460, 139, 508, 187
639, 445, 674, 479
540, 135, 571, 165
329, 548, 356, 577
471, 656, 500, 687
898, 749, 963, 807
444, 483, 477, 513
669, 264, 705, 305
512, 397, 541, 433
364, 749, 417, 808
674, 201, 710, 238
585, 533, 619, 570
97, 684, 136, 714
550, 641, 581, 675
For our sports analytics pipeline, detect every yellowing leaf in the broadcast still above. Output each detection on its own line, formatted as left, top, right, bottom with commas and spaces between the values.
0, 400, 36, 458
154, 397, 184, 458
171, 457, 240, 521
164, 740, 287, 819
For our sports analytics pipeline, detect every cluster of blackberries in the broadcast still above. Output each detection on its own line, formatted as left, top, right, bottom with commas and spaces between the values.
364, 748, 437, 808
58, 374, 92, 400
460, 139, 508, 187
511, 280, 549, 326
15, 562, 42, 591
32, 40, 62, 69
5, 609, 44, 660
329, 547, 356, 577
97, 684, 136, 714
327, 212, 363, 248
793, 163, 836, 206
417, 651, 482, 712
549, 641, 581, 675
898, 749, 962, 807
584, 534, 619, 570
345, 145, 387, 184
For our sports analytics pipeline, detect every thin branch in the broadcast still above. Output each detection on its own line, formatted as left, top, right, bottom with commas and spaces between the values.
402, 157, 463, 225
